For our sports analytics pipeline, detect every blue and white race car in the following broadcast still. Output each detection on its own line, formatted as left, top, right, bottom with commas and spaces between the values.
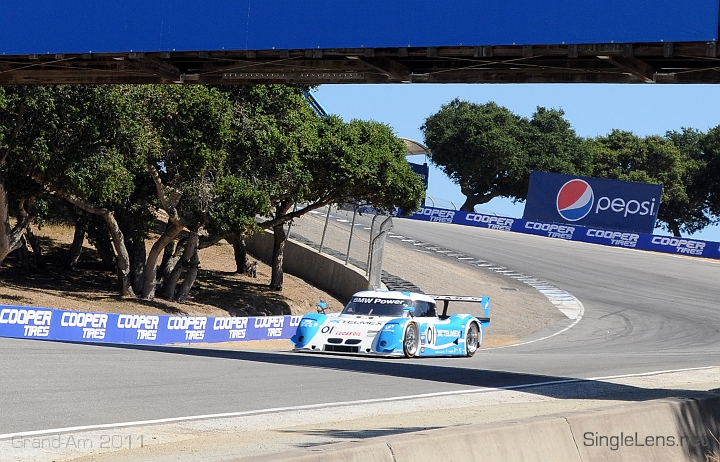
291, 290, 490, 357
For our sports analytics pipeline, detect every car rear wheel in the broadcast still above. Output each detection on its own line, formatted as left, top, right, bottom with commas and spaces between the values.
403, 322, 419, 357
465, 322, 480, 357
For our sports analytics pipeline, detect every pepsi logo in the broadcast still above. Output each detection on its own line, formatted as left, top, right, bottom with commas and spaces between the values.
556, 179, 594, 221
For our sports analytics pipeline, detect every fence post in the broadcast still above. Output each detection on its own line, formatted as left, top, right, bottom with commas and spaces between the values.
319, 206, 331, 253
345, 205, 359, 265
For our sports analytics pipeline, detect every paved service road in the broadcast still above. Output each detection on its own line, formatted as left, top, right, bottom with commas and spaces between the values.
1, 218, 719, 437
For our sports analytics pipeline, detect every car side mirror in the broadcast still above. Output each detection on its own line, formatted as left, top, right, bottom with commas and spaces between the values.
317, 301, 328, 314
403, 306, 415, 318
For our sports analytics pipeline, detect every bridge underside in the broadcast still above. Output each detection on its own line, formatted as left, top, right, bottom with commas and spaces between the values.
2, 42, 719, 85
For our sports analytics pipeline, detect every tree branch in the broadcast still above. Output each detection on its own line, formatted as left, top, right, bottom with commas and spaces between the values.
147, 163, 184, 227
258, 194, 338, 229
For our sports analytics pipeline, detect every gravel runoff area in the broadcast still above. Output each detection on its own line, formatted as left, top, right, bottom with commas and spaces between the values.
4, 366, 720, 462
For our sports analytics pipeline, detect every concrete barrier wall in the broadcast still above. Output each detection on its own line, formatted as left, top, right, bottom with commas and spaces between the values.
246, 231, 370, 302
569, 396, 720, 462
239, 395, 720, 462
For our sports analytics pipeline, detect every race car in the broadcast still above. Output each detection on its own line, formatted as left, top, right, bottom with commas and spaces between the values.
290, 290, 490, 357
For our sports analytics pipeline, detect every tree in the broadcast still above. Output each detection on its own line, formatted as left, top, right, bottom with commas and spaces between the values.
33, 85, 152, 296
221, 85, 424, 290
0, 86, 59, 264
524, 107, 593, 183
665, 127, 714, 235
138, 84, 233, 300
422, 100, 590, 211
590, 129, 705, 237
422, 100, 527, 211
205, 175, 269, 273
693, 126, 720, 221
218, 84, 319, 290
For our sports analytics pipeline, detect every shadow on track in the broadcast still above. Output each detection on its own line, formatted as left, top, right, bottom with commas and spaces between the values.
280, 426, 447, 448
92, 342, 719, 403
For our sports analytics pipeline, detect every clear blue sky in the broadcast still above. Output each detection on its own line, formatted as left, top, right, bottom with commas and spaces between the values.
314, 83, 720, 242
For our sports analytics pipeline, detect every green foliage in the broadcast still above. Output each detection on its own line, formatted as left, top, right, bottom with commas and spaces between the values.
422, 100, 589, 211
696, 125, 720, 219
525, 107, 593, 180
222, 85, 319, 207
422, 99, 526, 210
313, 117, 424, 214
27, 86, 144, 208
590, 129, 708, 236
207, 175, 269, 237
220, 85, 423, 222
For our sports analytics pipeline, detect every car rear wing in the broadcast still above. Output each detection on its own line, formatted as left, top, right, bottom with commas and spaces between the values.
426, 295, 490, 322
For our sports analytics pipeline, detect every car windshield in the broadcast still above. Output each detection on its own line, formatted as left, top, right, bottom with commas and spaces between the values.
341, 296, 412, 317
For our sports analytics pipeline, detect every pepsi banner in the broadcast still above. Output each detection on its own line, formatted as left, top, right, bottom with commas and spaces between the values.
523, 172, 663, 234
0, 308, 301, 345
404, 206, 720, 260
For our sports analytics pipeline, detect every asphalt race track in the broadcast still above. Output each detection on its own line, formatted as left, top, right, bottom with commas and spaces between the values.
1, 219, 719, 437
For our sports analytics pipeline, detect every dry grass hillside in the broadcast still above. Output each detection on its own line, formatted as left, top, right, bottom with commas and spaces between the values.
0, 224, 346, 317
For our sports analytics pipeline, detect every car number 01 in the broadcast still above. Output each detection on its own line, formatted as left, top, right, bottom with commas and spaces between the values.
426, 325, 436, 346
321, 326, 334, 334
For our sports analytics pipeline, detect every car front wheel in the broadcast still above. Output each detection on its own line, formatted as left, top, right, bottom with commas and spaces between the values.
465, 322, 480, 357
403, 322, 419, 357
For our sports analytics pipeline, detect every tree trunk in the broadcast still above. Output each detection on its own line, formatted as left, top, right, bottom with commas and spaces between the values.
66, 215, 85, 271
89, 217, 118, 271
175, 235, 200, 303
142, 222, 183, 300
64, 195, 135, 297
0, 180, 31, 264
158, 236, 186, 291
459, 182, 496, 212
459, 198, 478, 212
228, 233, 247, 274
25, 226, 45, 270
103, 213, 135, 297
162, 235, 196, 300
16, 235, 31, 270
115, 211, 147, 295
669, 221, 682, 238
269, 201, 293, 291
0, 181, 12, 263
129, 235, 147, 295
270, 223, 287, 291
158, 224, 177, 279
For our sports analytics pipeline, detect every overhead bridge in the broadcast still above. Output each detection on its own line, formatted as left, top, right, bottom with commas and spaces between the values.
2, 0, 718, 85
2, 42, 720, 85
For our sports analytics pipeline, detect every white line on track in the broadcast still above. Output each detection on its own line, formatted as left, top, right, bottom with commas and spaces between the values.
483, 301, 585, 350
2, 366, 714, 441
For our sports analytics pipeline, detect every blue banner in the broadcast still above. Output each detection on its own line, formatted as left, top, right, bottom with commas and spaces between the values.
0, 308, 301, 345
404, 206, 720, 260
408, 162, 429, 190
523, 171, 663, 234
1, 1, 717, 54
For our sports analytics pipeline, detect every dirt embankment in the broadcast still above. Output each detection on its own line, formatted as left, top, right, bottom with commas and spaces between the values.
0, 224, 346, 320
